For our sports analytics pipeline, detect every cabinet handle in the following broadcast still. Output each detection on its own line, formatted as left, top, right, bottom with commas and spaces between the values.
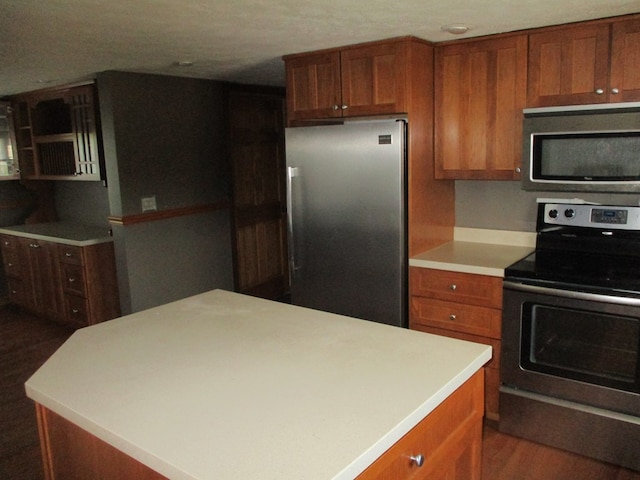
30, 243, 40, 248
332, 105, 340, 110
341, 105, 348, 110
72, 308, 79, 314
68, 277, 76, 283
65, 252, 73, 258
450, 284, 457, 291
611, 87, 620, 94
595, 88, 604, 95
7, 262, 13, 267
449, 314, 457, 321
410, 454, 424, 467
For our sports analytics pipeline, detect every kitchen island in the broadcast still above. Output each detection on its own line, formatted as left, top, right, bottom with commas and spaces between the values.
26, 289, 491, 479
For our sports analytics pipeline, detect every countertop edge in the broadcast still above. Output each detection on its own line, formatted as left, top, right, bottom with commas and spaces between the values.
0, 225, 113, 247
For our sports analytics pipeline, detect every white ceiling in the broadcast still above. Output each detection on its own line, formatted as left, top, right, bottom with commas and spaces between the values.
1, 0, 639, 97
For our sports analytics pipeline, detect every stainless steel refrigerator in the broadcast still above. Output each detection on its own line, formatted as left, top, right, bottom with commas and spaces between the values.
285, 119, 407, 328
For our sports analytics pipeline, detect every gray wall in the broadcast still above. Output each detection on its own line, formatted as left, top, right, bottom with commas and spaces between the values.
455, 180, 640, 232
96, 71, 234, 314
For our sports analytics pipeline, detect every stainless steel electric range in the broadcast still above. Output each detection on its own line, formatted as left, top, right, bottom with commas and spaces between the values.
501, 202, 640, 471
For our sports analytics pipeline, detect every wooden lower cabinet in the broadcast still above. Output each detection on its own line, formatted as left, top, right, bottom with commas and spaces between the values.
1, 233, 120, 326
409, 267, 502, 423
357, 370, 484, 480
35, 371, 484, 480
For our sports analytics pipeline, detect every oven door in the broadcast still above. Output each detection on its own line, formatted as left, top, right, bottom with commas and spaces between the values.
502, 280, 640, 416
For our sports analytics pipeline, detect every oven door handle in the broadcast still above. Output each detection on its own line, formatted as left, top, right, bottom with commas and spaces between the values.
503, 280, 640, 307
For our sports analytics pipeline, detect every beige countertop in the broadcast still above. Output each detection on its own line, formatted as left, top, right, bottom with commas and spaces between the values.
0, 222, 112, 246
25, 289, 491, 480
410, 228, 535, 277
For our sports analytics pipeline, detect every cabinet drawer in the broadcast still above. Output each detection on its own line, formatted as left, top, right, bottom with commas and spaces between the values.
64, 295, 90, 326
356, 370, 483, 479
0, 234, 18, 251
60, 264, 86, 296
410, 325, 500, 370
410, 267, 502, 308
57, 244, 84, 265
2, 251, 23, 278
7, 277, 27, 306
411, 297, 501, 339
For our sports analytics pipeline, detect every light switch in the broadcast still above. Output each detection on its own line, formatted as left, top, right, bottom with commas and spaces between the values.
141, 195, 157, 212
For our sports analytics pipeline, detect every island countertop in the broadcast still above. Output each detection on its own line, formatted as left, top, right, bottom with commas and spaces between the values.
25, 289, 491, 480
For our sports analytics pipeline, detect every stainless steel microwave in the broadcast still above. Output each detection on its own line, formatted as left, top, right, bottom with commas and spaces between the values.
521, 102, 640, 193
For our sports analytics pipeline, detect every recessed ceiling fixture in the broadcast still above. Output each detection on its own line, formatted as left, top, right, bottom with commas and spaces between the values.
174, 60, 194, 67
441, 24, 471, 35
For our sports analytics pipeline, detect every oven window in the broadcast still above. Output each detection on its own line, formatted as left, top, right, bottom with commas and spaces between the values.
521, 303, 640, 393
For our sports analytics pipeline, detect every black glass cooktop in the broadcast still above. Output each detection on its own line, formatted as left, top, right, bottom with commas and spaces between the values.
505, 250, 640, 294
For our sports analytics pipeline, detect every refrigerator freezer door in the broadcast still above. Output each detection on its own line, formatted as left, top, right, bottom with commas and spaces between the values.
285, 120, 406, 327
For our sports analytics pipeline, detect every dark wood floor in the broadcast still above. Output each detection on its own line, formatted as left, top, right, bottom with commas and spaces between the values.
2, 303, 639, 480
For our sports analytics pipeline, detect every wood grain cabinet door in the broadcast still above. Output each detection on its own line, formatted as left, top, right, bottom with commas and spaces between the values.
435, 35, 527, 179
340, 41, 407, 117
610, 18, 640, 102
285, 51, 342, 121
527, 24, 611, 107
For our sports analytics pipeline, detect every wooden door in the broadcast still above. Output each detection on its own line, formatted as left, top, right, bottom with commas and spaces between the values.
435, 35, 527, 179
527, 24, 610, 107
340, 41, 407, 117
228, 87, 289, 300
610, 18, 640, 102
284, 51, 342, 122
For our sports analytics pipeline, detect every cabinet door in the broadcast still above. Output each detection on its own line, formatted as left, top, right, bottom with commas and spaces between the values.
435, 35, 527, 179
340, 41, 407, 117
285, 52, 342, 121
610, 18, 640, 102
527, 24, 610, 106
25, 238, 64, 318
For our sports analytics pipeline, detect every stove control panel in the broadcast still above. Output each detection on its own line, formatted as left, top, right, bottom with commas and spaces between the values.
543, 203, 640, 230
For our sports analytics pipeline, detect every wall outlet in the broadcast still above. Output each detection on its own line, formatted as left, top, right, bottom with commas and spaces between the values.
141, 195, 157, 212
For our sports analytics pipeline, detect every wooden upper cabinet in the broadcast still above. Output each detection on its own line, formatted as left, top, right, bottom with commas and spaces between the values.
610, 18, 640, 103
284, 39, 407, 122
340, 42, 407, 117
435, 35, 527, 179
528, 18, 640, 107
285, 51, 342, 121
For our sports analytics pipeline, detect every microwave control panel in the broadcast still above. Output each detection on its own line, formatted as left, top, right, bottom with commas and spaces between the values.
543, 203, 640, 230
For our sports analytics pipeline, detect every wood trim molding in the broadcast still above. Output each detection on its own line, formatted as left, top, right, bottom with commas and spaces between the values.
108, 201, 230, 226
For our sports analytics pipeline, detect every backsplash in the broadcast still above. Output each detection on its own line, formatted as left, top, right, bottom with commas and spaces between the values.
455, 180, 640, 232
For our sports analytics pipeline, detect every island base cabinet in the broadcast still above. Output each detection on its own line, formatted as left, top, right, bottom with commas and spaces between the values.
356, 369, 484, 480
36, 404, 167, 480
34, 371, 484, 480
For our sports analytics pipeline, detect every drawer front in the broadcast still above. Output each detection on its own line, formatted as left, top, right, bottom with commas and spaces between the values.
356, 370, 483, 480
2, 250, 23, 278
57, 244, 84, 265
64, 294, 90, 326
0, 234, 18, 251
410, 325, 501, 370
7, 277, 27, 307
410, 297, 501, 339
61, 264, 86, 296
410, 267, 502, 308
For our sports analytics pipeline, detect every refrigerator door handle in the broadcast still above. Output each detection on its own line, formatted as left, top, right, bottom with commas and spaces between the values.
287, 166, 300, 271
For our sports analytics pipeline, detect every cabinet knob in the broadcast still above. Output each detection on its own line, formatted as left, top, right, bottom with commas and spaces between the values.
65, 252, 73, 258
515, 167, 521, 173
611, 87, 620, 94
341, 105, 348, 110
68, 277, 76, 283
450, 284, 457, 291
72, 308, 80, 314
449, 314, 457, 321
410, 454, 424, 467
332, 105, 340, 110
595, 88, 604, 95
